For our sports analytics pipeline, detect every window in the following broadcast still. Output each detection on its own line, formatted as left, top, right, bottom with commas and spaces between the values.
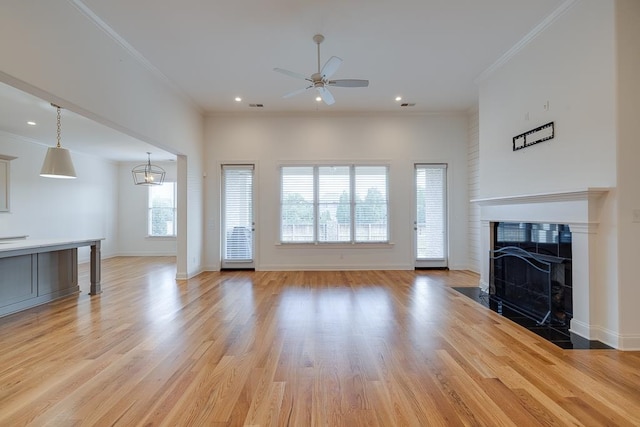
148, 182, 176, 237
319, 166, 351, 242
280, 165, 389, 243
281, 167, 314, 242
355, 166, 388, 242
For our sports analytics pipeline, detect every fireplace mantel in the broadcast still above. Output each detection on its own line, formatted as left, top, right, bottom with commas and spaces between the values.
475, 187, 614, 345
471, 187, 610, 206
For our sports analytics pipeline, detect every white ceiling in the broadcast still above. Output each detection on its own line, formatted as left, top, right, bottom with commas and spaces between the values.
0, 0, 566, 160
0, 81, 175, 162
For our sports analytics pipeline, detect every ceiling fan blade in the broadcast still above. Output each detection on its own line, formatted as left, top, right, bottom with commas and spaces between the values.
283, 86, 311, 98
274, 68, 311, 81
317, 87, 335, 105
328, 79, 369, 88
320, 56, 342, 79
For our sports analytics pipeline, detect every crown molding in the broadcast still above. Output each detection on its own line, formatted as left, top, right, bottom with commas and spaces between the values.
205, 109, 468, 119
474, 0, 580, 84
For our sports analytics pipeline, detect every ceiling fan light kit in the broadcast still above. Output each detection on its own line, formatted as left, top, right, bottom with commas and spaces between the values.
274, 34, 369, 105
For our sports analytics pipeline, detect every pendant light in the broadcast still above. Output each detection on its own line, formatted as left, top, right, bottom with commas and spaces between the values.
40, 104, 77, 179
132, 152, 165, 185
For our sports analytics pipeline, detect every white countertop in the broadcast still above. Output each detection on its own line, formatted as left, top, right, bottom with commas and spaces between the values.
0, 238, 104, 253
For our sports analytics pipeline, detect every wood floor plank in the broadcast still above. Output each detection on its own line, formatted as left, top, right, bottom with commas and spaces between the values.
0, 257, 639, 426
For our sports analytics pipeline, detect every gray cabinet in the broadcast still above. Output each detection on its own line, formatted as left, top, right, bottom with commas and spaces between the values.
0, 255, 35, 308
0, 248, 79, 317
0, 239, 102, 317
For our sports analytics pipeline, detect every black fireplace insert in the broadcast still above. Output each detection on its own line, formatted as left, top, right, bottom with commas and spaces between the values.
490, 223, 572, 325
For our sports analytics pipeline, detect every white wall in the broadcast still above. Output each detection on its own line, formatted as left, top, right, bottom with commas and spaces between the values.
0, 132, 118, 262
467, 106, 480, 273
479, 0, 616, 198
204, 114, 469, 271
615, 0, 640, 348
0, 0, 204, 279
117, 161, 177, 256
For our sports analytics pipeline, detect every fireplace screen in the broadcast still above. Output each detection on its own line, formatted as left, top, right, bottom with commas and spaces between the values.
490, 223, 572, 325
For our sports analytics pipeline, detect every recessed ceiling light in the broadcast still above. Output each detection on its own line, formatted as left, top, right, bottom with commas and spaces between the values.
234, 97, 242, 102
27, 121, 37, 126
315, 96, 322, 102
395, 96, 402, 102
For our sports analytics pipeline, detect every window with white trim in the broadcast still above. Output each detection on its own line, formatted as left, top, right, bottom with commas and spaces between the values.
148, 182, 177, 237
280, 165, 389, 243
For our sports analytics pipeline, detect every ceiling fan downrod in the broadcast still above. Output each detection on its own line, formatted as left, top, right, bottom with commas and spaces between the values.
313, 34, 324, 74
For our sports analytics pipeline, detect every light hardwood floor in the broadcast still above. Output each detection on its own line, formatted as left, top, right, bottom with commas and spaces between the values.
0, 257, 639, 426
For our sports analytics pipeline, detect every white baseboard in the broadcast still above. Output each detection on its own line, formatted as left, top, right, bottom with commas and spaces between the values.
592, 326, 640, 350
78, 252, 118, 264
114, 251, 177, 257
79, 252, 175, 263
569, 321, 640, 350
176, 268, 203, 280
617, 333, 640, 350
199, 264, 478, 273
258, 263, 413, 271
570, 318, 595, 341
467, 266, 481, 274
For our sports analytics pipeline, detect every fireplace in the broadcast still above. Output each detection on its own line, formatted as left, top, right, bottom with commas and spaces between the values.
473, 188, 610, 344
490, 222, 572, 325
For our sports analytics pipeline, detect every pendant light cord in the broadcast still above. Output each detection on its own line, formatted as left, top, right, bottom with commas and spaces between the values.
55, 105, 62, 148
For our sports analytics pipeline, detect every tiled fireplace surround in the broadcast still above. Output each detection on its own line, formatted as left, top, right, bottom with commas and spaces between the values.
475, 188, 611, 344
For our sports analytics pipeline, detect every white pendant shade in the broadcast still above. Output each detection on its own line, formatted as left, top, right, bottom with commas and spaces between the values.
41, 104, 77, 179
40, 146, 77, 179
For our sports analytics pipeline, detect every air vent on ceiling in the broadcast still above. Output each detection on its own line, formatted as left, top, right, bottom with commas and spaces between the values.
400, 103, 416, 107
249, 103, 264, 108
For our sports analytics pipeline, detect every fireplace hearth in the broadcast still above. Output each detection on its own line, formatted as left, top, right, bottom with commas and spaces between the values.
490, 222, 572, 326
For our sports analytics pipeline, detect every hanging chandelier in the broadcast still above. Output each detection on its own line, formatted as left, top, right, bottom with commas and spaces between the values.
40, 104, 77, 179
132, 152, 165, 185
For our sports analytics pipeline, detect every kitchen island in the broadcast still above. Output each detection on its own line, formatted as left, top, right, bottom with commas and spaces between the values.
0, 237, 103, 317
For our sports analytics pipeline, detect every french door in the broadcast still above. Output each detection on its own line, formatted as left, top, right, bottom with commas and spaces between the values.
414, 164, 448, 268
221, 164, 255, 269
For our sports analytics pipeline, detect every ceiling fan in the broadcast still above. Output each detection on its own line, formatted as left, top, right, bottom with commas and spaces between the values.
274, 34, 369, 105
